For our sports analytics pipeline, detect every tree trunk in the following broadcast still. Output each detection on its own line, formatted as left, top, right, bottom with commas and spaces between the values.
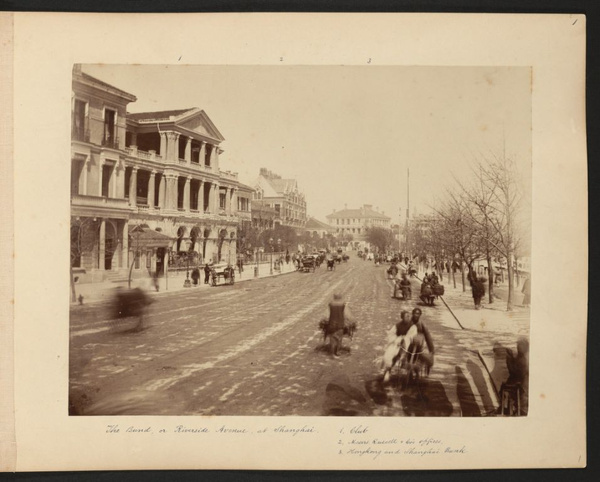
487, 254, 494, 304
506, 255, 514, 311
452, 265, 456, 289
70, 266, 76, 303
460, 262, 466, 292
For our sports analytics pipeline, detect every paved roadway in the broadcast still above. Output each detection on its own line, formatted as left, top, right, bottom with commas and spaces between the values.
69, 258, 503, 416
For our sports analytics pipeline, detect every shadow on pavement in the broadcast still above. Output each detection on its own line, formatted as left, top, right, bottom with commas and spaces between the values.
400, 379, 454, 416
322, 374, 373, 416
455, 365, 481, 416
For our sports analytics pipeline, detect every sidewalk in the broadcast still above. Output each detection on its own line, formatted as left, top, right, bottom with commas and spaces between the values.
71, 260, 298, 306
435, 275, 530, 398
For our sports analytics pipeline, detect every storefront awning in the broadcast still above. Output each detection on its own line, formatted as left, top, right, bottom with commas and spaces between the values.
129, 228, 173, 249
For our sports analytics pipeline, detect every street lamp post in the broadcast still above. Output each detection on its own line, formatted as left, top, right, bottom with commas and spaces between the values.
183, 251, 191, 288
269, 237, 274, 275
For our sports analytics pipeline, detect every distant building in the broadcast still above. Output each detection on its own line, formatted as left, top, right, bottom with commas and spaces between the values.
304, 216, 335, 239
253, 168, 307, 230
326, 204, 391, 250
251, 200, 279, 231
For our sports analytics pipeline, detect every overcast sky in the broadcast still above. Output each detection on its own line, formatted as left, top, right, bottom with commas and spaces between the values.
83, 65, 532, 224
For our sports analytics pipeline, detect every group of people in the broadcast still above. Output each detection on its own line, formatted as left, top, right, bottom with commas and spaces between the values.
319, 293, 435, 384
419, 272, 442, 306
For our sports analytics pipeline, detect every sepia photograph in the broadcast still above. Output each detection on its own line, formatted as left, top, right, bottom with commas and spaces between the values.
68, 64, 532, 417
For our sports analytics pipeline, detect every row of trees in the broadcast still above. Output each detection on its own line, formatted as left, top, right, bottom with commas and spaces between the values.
407, 151, 530, 311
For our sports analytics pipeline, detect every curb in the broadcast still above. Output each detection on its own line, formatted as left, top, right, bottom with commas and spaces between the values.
71, 266, 299, 308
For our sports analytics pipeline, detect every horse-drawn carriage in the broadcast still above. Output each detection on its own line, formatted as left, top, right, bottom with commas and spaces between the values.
342, 254, 349, 262
326, 258, 336, 271
300, 255, 317, 273
210, 264, 235, 286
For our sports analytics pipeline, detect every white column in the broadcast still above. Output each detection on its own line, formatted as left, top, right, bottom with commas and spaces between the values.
183, 176, 191, 212
98, 159, 105, 196
99, 218, 106, 270
199, 141, 206, 167
213, 182, 220, 214
159, 132, 167, 158
148, 170, 156, 208
158, 172, 166, 209
129, 167, 138, 206
184, 137, 192, 163
197, 179, 204, 212
82, 158, 90, 195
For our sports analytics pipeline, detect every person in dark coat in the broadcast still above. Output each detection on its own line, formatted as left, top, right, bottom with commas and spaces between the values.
420, 280, 434, 305
203, 264, 211, 284
470, 272, 485, 309
321, 293, 354, 358
191, 267, 200, 286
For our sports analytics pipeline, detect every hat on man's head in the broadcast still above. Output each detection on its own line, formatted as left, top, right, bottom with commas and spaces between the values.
412, 308, 422, 315
333, 293, 343, 300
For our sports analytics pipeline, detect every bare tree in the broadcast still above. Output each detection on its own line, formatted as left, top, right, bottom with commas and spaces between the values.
458, 152, 525, 310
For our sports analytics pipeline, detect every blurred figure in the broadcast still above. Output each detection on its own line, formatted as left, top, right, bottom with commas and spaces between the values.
382, 310, 417, 383
521, 275, 531, 307
320, 293, 355, 358
191, 267, 200, 286
505, 338, 529, 415
469, 271, 486, 310
113, 287, 152, 332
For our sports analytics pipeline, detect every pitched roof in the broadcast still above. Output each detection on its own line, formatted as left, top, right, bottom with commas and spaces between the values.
129, 227, 173, 249
76, 72, 137, 102
305, 217, 334, 231
127, 108, 195, 122
268, 178, 298, 194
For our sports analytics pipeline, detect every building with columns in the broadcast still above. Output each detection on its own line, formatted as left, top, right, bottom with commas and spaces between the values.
70, 67, 243, 285
326, 204, 391, 250
252, 168, 307, 230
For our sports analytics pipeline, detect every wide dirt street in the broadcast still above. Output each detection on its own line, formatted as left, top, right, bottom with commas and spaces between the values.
70, 258, 506, 416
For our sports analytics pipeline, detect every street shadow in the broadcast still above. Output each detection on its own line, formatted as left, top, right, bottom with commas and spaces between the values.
322, 374, 372, 416
455, 365, 481, 416
364, 377, 390, 406
466, 358, 496, 413
400, 379, 454, 416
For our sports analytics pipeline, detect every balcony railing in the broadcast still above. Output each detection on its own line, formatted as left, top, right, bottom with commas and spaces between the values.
71, 194, 130, 210
101, 136, 120, 150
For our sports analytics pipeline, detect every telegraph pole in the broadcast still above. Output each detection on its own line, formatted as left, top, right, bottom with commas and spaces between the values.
405, 168, 410, 258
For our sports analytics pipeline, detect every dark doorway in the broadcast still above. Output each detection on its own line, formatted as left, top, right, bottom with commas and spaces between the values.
156, 248, 165, 275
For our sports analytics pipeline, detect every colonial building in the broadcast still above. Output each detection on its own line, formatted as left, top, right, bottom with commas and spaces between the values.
250, 200, 279, 230
70, 66, 243, 285
326, 204, 391, 250
252, 168, 307, 230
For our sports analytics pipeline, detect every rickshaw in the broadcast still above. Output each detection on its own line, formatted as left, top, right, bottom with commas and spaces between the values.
300, 255, 317, 272
210, 264, 235, 286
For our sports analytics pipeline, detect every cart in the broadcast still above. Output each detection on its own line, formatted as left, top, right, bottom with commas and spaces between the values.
300, 256, 317, 272
210, 265, 235, 286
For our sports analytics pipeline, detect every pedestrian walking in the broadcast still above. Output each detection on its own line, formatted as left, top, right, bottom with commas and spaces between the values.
320, 293, 354, 358
203, 263, 211, 284
470, 271, 485, 309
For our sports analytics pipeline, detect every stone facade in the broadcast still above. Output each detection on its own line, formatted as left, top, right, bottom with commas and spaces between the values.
70, 66, 244, 284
